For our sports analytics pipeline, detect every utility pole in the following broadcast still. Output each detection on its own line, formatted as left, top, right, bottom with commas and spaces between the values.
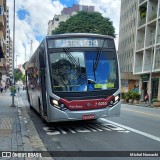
11, 0, 16, 107
148, 32, 154, 106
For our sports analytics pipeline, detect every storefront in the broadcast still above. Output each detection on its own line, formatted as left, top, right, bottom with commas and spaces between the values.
140, 74, 160, 101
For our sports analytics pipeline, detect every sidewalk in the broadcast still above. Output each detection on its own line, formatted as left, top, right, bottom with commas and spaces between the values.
0, 90, 52, 160
121, 100, 159, 108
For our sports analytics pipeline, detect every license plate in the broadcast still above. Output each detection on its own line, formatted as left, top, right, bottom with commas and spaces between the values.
82, 114, 95, 120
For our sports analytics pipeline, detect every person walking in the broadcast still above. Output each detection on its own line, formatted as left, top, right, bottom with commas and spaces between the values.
144, 92, 149, 103
0, 84, 3, 93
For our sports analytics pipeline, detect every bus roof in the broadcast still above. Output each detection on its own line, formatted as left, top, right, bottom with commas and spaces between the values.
46, 33, 114, 40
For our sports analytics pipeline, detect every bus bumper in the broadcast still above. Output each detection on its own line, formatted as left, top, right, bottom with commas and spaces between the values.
47, 101, 121, 122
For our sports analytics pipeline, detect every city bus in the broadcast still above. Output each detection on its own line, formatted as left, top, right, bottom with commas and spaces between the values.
25, 33, 121, 122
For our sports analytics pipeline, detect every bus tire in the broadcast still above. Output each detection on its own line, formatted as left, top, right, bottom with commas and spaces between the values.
30, 104, 33, 110
28, 95, 33, 110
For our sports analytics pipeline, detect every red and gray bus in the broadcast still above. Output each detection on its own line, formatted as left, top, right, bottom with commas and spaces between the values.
26, 33, 121, 122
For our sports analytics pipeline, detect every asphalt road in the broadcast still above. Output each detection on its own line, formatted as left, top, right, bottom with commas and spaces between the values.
108, 104, 160, 138
20, 90, 160, 160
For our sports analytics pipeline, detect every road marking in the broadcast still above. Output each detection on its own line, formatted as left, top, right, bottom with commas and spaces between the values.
43, 127, 61, 135
101, 118, 160, 142
72, 126, 91, 133
122, 108, 160, 118
87, 124, 103, 131
44, 123, 128, 135
82, 125, 98, 132
67, 128, 76, 133
56, 127, 67, 134
94, 124, 111, 131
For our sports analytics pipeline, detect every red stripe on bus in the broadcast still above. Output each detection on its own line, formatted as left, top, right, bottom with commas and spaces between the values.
60, 95, 114, 110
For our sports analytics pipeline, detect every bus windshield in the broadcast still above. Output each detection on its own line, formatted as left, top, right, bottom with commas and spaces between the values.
49, 50, 118, 92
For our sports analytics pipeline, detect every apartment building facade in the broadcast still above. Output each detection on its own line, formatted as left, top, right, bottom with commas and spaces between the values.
0, 0, 6, 86
118, 0, 140, 93
134, 0, 160, 100
47, 4, 95, 35
6, 6, 12, 80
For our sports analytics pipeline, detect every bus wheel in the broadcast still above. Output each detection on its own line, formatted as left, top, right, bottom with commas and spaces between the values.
28, 96, 33, 110
30, 104, 33, 110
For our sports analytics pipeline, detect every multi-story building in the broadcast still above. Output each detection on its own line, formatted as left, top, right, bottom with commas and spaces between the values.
118, 0, 140, 93
6, 7, 11, 79
0, 0, 6, 86
134, 0, 160, 100
47, 4, 95, 35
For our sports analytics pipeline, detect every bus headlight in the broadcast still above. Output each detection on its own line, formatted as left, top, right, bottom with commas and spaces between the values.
50, 97, 67, 110
52, 100, 58, 106
115, 95, 120, 102
108, 94, 120, 107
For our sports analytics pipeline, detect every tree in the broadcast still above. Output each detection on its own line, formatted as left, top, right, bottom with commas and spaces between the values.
52, 11, 115, 37
14, 69, 23, 82
22, 61, 28, 70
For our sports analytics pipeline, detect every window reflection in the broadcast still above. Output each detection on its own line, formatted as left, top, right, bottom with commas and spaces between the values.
49, 51, 117, 92
85, 51, 117, 91
50, 52, 87, 91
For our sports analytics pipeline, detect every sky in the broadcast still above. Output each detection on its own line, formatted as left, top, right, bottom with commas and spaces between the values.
7, 0, 121, 67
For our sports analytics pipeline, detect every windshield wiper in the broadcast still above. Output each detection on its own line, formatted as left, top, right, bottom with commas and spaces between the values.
92, 40, 105, 81
93, 49, 101, 72
63, 48, 80, 70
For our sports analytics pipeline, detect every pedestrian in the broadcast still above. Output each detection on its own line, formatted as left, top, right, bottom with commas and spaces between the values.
4, 85, 7, 91
144, 92, 149, 103
0, 84, 3, 93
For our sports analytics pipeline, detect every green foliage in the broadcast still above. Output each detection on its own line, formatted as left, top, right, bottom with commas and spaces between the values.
121, 93, 125, 99
124, 91, 133, 100
131, 92, 141, 100
124, 91, 140, 100
10, 86, 16, 93
14, 69, 23, 82
22, 61, 28, 70
52, 11, 115, 37
139, 6, 147, 19
152, 98, 160, 102
21, 75, 26, 84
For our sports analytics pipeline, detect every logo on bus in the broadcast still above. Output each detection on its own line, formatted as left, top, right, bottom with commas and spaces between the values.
86, 103, 91, 107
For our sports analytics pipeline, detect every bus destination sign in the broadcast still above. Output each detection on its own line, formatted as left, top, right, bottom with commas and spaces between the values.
48, 38, 105, 48
62, 39, 98, 47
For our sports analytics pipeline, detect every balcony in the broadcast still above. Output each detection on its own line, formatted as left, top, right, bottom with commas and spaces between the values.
157, 35, 160, 43
136, 40, 144, 50
143, 64, 152, 72
148, 13, 157, 22
135, 66, 142, 73
0, 30, 4, 40
0, 15, 5, 27
139, 0, 145, 4
0, 58, 3, 67
138, 18, 146, 27
154, 60, 160, 70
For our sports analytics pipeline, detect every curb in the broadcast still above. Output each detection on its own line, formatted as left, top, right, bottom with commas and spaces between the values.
121, 102, 159, 109
17, 94, 53, 160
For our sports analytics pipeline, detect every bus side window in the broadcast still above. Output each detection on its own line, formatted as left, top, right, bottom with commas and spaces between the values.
39, 44, 46, 68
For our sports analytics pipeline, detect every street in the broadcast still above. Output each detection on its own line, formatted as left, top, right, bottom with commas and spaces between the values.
18, 90, 160, 160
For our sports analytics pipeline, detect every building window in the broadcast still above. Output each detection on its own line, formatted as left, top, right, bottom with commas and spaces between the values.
0, 6, 3, 15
